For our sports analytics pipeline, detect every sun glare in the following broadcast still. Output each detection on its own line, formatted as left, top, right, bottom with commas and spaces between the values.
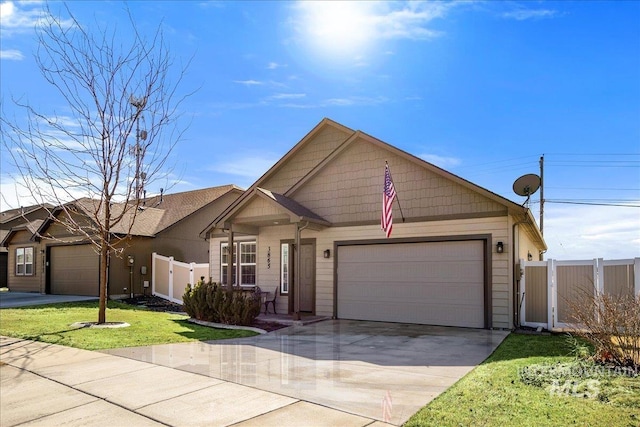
296, 1, 378, 60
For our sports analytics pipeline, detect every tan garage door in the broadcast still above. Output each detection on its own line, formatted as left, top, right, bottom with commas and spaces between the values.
337, 240, 486, 328
50, 245, 99, 296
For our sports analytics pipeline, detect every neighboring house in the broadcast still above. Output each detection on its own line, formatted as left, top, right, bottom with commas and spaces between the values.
203, 118, 546, 330
1, 185, 242, 297
0, 204, 53, 289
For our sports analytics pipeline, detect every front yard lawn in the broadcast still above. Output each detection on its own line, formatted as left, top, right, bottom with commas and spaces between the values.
0, 300, 257, 350
405, 333, 639, 427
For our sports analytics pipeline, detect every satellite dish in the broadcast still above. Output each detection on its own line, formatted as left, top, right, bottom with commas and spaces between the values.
513, 174, 541, 206
513, 174, 541, 197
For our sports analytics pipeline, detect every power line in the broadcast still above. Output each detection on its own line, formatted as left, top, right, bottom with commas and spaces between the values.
545, 200, 640, 208
546, 187, 640, 192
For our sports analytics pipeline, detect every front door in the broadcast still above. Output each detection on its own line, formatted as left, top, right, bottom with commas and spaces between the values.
299, 243, 315, 313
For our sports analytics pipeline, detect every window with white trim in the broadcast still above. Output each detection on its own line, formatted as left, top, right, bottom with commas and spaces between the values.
240, 242, 256, 286
280, 243, 289, 294
220, 241, 256, 286
16, 247, 34, 276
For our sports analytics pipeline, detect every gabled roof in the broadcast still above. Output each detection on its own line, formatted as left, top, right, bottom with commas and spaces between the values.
1, 219, 44, 247
0, 203, 54, 225
256, 188, 329, 225
204, 118, 546, 249
128, 185, 242, 235
35, 185, 242, 239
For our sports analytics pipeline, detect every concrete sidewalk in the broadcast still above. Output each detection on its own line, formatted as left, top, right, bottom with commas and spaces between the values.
0, 336, 391, 427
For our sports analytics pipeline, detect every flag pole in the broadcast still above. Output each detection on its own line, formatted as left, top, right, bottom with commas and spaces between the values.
385, 161, 405, 223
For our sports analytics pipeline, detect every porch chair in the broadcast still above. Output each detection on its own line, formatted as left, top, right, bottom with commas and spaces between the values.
264, 287, 278, 314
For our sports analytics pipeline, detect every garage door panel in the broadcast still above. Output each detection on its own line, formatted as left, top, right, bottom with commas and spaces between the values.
337, 241, 485, 328
50, 245, 99, 296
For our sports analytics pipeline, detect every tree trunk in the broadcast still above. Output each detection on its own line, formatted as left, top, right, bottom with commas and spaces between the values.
98, 234, 109, 324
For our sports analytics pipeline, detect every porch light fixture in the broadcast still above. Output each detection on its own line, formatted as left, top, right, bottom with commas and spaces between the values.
496, 242, 504, 254
323, 249, 331, 259
527, 251, 533, 261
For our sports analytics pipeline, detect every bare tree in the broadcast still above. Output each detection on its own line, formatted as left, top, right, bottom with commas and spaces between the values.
1, 4, 191, 323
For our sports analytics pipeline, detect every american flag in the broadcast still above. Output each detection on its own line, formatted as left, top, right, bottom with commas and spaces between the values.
381, 164, 396, 238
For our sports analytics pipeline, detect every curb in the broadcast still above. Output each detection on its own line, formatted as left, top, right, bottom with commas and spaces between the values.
188, 318, 267, 334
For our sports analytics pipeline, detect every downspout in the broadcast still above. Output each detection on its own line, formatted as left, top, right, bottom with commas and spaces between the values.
512, 218, 528, 329
293, 220, 310, 321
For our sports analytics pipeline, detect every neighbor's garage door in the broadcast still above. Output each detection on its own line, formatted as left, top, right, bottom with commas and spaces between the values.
337, 240, 485, 328
50, 245, 99, 296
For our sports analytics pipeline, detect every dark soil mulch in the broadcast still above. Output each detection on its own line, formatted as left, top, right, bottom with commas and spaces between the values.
121, 295, 287, 332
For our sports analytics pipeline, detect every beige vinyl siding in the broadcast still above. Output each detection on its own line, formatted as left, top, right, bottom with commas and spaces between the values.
291, 138, 507, 224
261, 126, 352, 194
306, 216, 511, 327
235, 197, 285, 220
210, 216, 512, 327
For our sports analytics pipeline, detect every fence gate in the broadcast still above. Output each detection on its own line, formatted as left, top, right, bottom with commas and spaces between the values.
151, 252, 209, 304
520, 258, 640, 331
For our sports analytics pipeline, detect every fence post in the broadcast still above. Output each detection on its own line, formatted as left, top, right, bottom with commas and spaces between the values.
519, 258, 526, 327
635, 258, 640, 298
189, 262, 195, 290
152, 252, 157, 296
547, 258, 555, 330
169, 256, 174, 303
596, 258, 604, 295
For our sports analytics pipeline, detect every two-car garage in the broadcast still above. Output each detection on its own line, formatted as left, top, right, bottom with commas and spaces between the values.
336, 239, 488, 328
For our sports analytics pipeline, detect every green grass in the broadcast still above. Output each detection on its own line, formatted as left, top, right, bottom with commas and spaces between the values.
0, 301, 257, 350
405, 333, 640, 427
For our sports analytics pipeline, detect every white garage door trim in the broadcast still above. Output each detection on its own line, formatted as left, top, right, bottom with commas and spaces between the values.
335, 236, 491, 328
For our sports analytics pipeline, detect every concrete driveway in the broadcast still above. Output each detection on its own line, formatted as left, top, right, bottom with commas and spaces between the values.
105, 320, 510, 425
0, 292, 98, 308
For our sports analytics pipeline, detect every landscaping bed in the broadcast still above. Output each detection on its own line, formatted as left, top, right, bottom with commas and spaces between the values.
121, 295, 287, 332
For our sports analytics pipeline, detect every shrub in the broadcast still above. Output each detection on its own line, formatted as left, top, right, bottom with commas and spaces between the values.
568, 289, 640, 369
183, 280, 261, 326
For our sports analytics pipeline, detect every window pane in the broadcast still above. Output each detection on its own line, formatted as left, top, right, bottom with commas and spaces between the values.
241, 265, 256, 286
25, 247, 33, 263
25, 263, 33, 275
16, 248, 24, 275
241, 243, 256, 264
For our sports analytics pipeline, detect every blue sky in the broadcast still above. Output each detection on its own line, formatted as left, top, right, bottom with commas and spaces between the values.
1, 1, 639, 259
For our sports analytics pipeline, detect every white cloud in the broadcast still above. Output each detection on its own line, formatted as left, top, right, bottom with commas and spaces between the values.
419, 153, 462, 168
209, 156, 276, 179
267, 61, 287, 69
233, 79, 264, 86
543, 203, 640, 260
0, 1, 73, 37
268, 93, 306, 100
323, 95, 387, 106
0, 48, 24, 60
502, 9, 557, 21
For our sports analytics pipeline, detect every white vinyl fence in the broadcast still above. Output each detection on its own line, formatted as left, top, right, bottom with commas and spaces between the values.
151, 252, 209, 304
520, 258, 640, 331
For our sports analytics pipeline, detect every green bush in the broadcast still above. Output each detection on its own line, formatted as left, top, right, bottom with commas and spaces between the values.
183, 280, 261, 326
